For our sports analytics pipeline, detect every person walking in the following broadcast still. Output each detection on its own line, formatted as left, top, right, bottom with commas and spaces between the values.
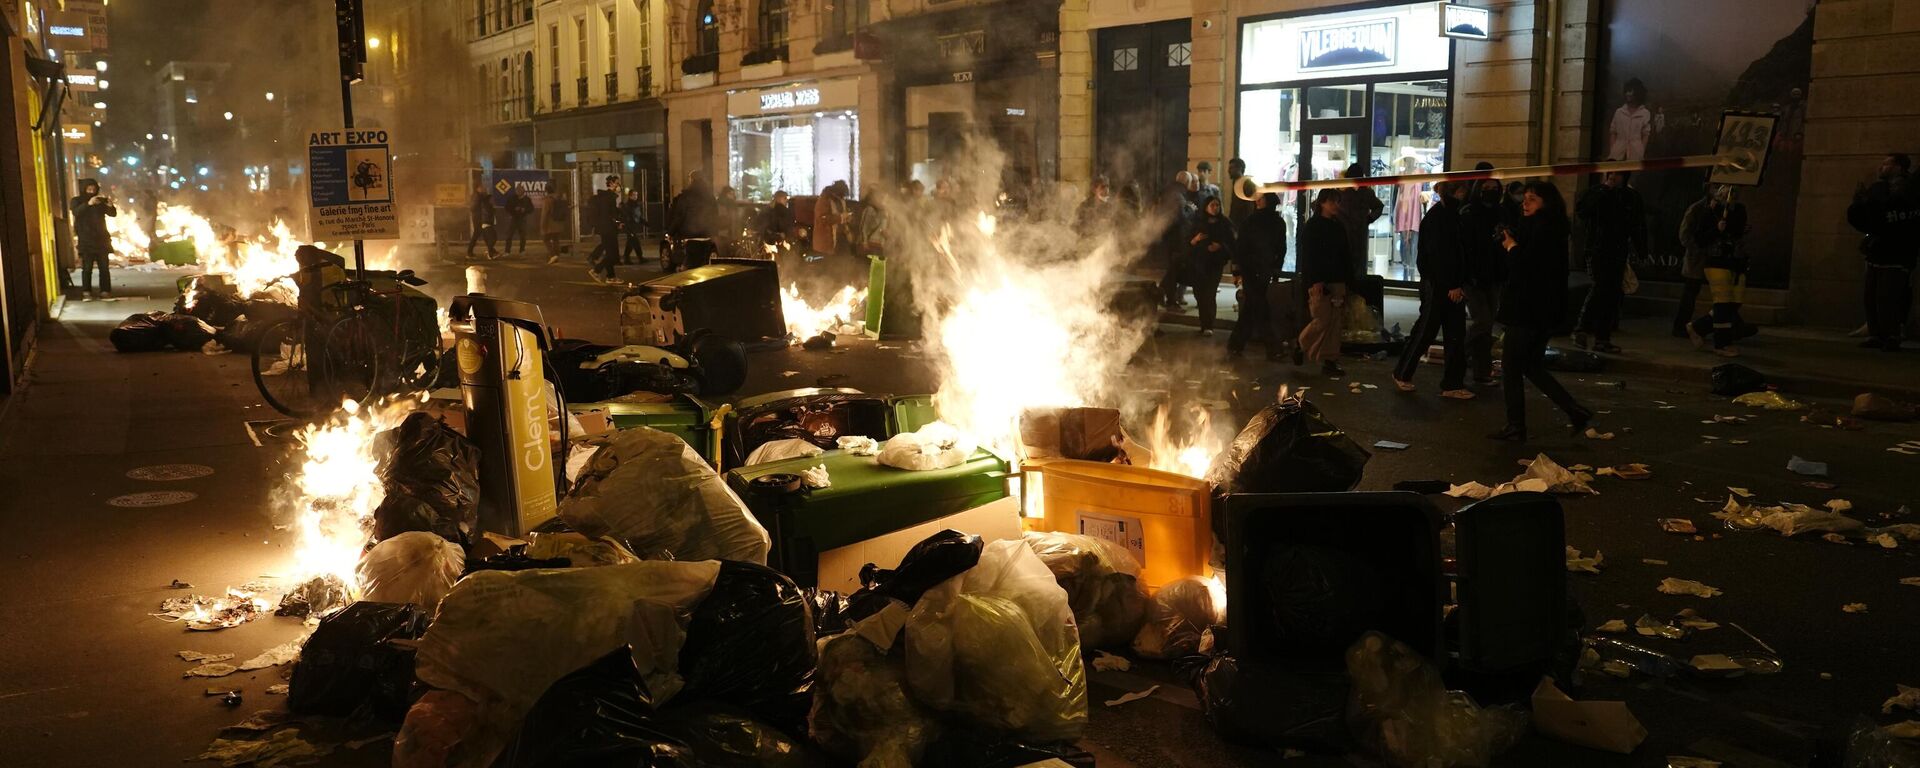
666, 171, 718, 270
1392, 181, 1474, 399
1573, 171, 1648, 353
69, 178, 116, 301
1684, 185, 1752, 356
1337, 162, 1384, 278
1187, 195, 1236, 337
1296, 188, 1352, 376
1847, 153, 1920, 351
465, 185, 499, 260
585, 178, 621, 281
620, 189, 649, 265
503, 187, 534, 256
1490, 181, 1593, 441
1673, 184, 1717, 337
1459, 167, 1509, 387
1228, 191, 1286, 359
542, 191, 573, 263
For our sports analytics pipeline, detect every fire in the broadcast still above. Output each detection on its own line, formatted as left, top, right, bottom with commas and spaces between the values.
106, 208, 150, 260
156, 203, 303, 300
1143, 404, 1227, 480
285, 398, 414, 593
782, 282, 864, 339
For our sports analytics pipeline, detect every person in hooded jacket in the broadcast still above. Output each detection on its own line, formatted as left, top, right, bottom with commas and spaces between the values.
1296, 188, 1353, 376
70, 178, 117, 300
1228, 191, 1287, 359
1490, 181, 1594, 441
1187, 196, 1236, 336
466, 185, 499, 260
1458, 168, 1509, 386
1847, 153, 1920, 351
1391, 181, 1473, 398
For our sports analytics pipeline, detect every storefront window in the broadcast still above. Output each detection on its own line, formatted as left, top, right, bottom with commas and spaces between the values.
730, 109, 860, 201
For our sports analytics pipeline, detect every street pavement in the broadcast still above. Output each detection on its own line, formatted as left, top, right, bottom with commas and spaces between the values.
2, 251, 1917, 767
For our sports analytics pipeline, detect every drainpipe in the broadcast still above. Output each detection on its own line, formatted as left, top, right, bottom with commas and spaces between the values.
1537, 0, 1561, 165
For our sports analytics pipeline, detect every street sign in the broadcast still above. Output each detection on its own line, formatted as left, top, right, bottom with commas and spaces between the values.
307, 128, 398, 240
66, 69, 97, 92
490, 169, 552, 206
47, 10, 92, 51
60, 124, 91, 144
65, 0, 106, 14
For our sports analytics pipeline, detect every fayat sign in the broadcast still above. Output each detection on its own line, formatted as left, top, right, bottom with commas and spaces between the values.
1299, 17, 1397, 72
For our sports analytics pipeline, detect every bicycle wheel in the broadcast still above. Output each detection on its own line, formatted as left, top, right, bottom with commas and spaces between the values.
251, 319, 321, 417
321, 314, 382, 407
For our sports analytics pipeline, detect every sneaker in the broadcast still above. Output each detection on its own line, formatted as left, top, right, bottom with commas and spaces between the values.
100, 292, 114, 301
547, 255, 560, 265
1712, 347, 1740, 358
1686, 324, 1706, 350
81, 291, 95, 302
1440, 389, 1477, 400
1393, 378, 1416, 392
585, 270, 606, 284
1199, 329, 1214, 337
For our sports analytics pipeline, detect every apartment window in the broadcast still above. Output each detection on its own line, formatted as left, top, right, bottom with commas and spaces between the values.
494, 0, 506, 32
499, 57, 511, 120
576, 16, 589, 103
636, 0, 652, 70
756, 0, 788, 50
606, 8, 619, 74
694, 0, 718, 55
522, 0, 533, 23
824, 0, 868, 44
475, 0, 487, 36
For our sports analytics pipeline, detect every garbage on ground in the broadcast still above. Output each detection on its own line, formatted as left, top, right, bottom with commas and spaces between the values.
1674, 609, 1719, 631
1585, 636, 1686, 678
111, 311, 220, 353
675, 561, 817, 731
1709, 363, 1768, 397
1733, 391, 1805, 410
276, 574, 353, 619
356, 531, 465, 610
1583, 428, 1616, 440
836, 435, 880, 456
288, 601, 432, 722
185, 662, 239, 678
1786, 455, 1829, 477
1886, 684, 1920, 714
1531, 678, 1646, 754
1801, 409, 1862, 430
1204, 394, 1370, 496
810, 625, 941, 767
878, 421, 978, 471
1596, 463, 1652, 481
157, 584, 272, 631
1023, 531, 1150, 650
1131, 575, 1222, 660
1596, 619, 1629, 634
1518, 454, 1597, 494
1854, 393, 1919, 422
240, 638, 305, 671
1104, 686, 1159, 707
1716, 499, 1867, 537
1634, 615, 1689, 640
1690, 654, 1745, 674
1660, 518, 1698, 534
1729, 487, 1754, 498
1843, 603, 1869, 613
745, 437, 826, 466
1345, 632, 1526, 767
180, 651, 235, 663
1373, 440, 1411, 451
559, 427, 771, 564
1565, 547, 1604, 574
372, 412, 481, 546
1091, 650, 1132, 672
521, 530, 640, 567
1658, 578, 1723, 598
1902, 577, 1920, 587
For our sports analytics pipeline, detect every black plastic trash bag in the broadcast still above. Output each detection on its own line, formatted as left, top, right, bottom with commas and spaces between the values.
176, 284, 247, 327
161, 313, 218, 350
803, 588, 854, 638
675, 561, 816, 732
373, 412, 481, 545
659, 701, 828, 768
919, 728, 1095, 768
496, 646, 684, 768
847, 529, 983, 620
1204, 396, 1370, 499
287, 601, 431, 722
1541, 346, 1603, 373
110, 312, 170, 353
1195, 654, 1350, 753
213, 315, 262, 353
1711, 363, 1768, 397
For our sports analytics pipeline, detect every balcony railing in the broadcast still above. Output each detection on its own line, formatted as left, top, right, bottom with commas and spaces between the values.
605, 71, 619, 101
576, 76, 589, 106
549, 82, 561, 109
636, 65, 653, 98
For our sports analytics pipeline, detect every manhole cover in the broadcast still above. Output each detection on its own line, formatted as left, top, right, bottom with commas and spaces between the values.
126, 463, 216, 481
109, 491, 200, 508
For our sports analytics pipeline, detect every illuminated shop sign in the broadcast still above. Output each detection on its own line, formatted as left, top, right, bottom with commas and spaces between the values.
728, 78, 859, 117
1441, 4, 1492, 41
760, 88, 821, 112
1298, 18, 1397, 72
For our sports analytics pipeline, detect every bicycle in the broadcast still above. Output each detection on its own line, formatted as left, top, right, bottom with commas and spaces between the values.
251, 270, 444, 418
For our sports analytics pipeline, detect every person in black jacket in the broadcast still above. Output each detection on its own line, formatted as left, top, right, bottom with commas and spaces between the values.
1847, 153, 1920, 351
761, 190, 795, 257
1683, 185, 1753, 356
1491, 181, 1594, 441
1187, 196, 1236, 336
1573, 171, 1648, 353
70, 178, 117, 300
619, 189, 649, 265
1158, 179, 1197, 308
1296, 188, 1353, 376
1459, 170, 1509, 386
1392, 181, 1473, 397
1228, 192, 1287, 359
466, 185, 499, 260
666, 171, 717, 271
586, 177, 622, 281
503, 187, 534, 256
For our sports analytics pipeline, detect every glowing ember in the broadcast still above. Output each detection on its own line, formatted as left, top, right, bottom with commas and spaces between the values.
782, 283, 864, 339
284, 399, 414, 593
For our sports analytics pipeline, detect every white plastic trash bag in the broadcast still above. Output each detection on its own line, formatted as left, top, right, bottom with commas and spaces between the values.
904, 539, 1088, 742
744, 437, 826, 466
357, 531, 466, 611
878, 421, 977, 471
559, 427, 770, 563
410, 560, 722, 767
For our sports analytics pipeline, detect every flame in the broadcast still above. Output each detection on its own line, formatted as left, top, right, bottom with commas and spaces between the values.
285, 399, 414, 592
1143, 405, 1225, 480
156, 203, 303, 300
782, 283, 864, 339
106, 208, 151, 260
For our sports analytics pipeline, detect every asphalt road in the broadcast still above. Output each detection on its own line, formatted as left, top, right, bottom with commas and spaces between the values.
3, 250, 1916, 767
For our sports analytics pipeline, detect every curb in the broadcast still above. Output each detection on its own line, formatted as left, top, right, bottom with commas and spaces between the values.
1159, 312, 1920, 404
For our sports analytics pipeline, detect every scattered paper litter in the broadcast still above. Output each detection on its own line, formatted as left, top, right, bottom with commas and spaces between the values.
1519, 453, 1598, 494
266, 684, 289, 695
1872, 533, 1900, 549
1826, 499, 1853, 512
1728, 487, 1754, 498
178, 651, 235, 663
1885, 721, 1920, 739
1566, 547, 1605, 574
1842, 603, 1869, 614
1642, 558, 1669, 565
1091, 651, 1132, 672
238, 639, 304, 671
1372, 440, 1410, 450
1901, 577, 1920, 587
1786, 456, 1829, 477
1532, 679, 1646, 753
1733, 391, 1805, 410
1104, 685, 1160, 707
1823, 533, 1852, 545
1690, 654, 1744, 673
1445, 481, 1496, 500
1596, 619, 1629, 633
1675, 609, 1719, 630
184, 662, 238, 678
1658, 578, 1722, 598
1890, 447, 1920, 455
1584, 427, 1616, 440
1885, 684, 1920, 714
1659, 518, 1698, 534
1634, 615, 1686, 639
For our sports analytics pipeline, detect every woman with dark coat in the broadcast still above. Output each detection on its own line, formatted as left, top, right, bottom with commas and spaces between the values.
1187, 196, 1237, 335
1490, 181, 1593, 441
1295, 188, 1353, 376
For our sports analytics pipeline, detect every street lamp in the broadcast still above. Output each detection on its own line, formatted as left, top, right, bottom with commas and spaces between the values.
91, 101, 106, 109
98, 79, 108, 89
95, 60, 106, 71
367, 37, 381, 50
223, 111, 233, 120
265, 92, 275, 102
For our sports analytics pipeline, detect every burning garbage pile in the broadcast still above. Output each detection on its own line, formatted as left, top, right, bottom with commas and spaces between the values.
108, 205, 315, 356
782, 281, 865, 348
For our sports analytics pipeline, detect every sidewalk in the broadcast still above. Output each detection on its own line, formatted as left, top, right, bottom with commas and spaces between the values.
1161, 281, 1920, 401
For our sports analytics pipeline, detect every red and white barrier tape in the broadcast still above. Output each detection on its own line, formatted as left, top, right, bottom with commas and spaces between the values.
1233, 153, 1742, 200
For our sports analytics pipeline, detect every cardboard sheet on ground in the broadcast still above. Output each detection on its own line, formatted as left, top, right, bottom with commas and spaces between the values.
1532, 679, 1646, 754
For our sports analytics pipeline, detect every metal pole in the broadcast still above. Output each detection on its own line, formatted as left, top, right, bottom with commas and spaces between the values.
338, 0, 367, 279
1234, 153, 1740, 200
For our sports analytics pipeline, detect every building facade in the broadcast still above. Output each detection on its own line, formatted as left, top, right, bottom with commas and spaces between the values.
533, 0, 671, 219
468, 0, 540, 169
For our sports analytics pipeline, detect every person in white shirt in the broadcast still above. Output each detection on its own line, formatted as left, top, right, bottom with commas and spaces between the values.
1606, 78, 1654, 162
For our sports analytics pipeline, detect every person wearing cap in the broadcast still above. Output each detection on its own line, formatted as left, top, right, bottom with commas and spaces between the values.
1226, 158, 1255, 228
70, 178, 117, 301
